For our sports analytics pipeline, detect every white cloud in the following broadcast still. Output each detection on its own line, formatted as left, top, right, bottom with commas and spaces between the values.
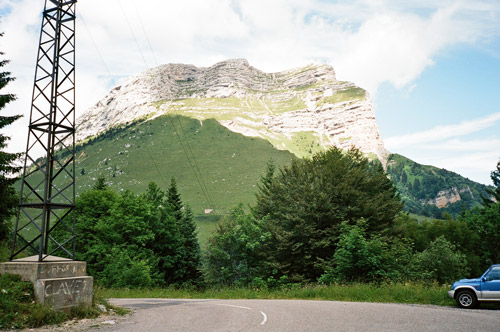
419, 138, 500, 152
385, 112, 500, 149
385, 112, 500, 185
413, 149, 500, 185
1, 0, 499, 182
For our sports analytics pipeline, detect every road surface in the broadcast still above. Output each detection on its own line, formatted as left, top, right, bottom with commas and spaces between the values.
82, 298, 500, 332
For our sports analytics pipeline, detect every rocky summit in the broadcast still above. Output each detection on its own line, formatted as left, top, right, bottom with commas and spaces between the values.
77, 59, 388, 163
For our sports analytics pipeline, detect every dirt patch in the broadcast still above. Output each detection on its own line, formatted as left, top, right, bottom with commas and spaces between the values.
19, 311, 131, 332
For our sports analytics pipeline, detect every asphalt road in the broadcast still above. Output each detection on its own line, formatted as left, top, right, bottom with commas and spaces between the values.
98, 298, 500, 332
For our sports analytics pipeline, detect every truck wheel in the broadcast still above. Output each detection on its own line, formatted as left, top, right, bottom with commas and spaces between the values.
456, 290, 477, 309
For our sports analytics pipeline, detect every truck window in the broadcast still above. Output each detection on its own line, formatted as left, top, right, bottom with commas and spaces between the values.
485, 267, 500, 281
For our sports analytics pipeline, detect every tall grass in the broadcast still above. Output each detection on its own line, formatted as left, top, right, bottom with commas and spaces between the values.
101, 282, 455, 306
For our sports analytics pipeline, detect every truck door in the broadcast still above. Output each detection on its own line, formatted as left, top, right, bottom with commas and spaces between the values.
481, 267, 500, 299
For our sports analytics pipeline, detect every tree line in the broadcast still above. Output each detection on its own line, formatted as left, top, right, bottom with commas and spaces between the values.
57, 177, 204, 288
204, 150, 500, 287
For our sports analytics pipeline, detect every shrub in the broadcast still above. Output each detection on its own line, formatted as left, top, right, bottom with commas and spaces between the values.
415, 236, 469, 283
319, 220, 416, 284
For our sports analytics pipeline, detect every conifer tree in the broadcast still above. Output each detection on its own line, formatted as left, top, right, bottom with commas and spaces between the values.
166, 178, 203, 285
144, 182, 182, 285
93, 175, 108, 190
483, 160, 500, 206
0, 36, 21, 242
167, 177, 183, 219
177, 205, 203, 285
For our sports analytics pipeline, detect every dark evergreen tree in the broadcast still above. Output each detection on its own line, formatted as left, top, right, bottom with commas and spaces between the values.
401, 170, 408, 184
414, 178, 421, 192
166, 178, 203, 286
93, 175, 107, 190
253, 147, 403, 282
0, 37, 21, 242
483, 160, 500, 206
176, 205, 203, 286
143, 182, 181, 285
252, 160, 276, 218
167, 177, 183, 218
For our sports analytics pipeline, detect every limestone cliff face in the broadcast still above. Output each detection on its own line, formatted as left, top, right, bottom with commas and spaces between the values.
425, 187, 475, 208
76, 59, 388, 162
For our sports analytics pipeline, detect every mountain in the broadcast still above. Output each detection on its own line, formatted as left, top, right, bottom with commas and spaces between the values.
77, 58, 387, 162
386, 154, 491, 218
66, 59, 490, 219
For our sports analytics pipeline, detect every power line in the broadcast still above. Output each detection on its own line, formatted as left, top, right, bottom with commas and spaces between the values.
131, 1, 159, 66
119, 0, 216, 211
118, 0, 150, 70
79, 12, 116, 86
173, 112, 216, 209
79, 1, 216, 211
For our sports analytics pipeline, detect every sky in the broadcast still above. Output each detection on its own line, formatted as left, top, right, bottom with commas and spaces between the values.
0, 0, 499, 185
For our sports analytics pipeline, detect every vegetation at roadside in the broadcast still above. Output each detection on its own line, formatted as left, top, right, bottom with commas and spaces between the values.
5, 148, 499, 292
0, 274, 126, 330
53, 176, 204, 288
205, 150, 500, 287
99, 283, 456, 306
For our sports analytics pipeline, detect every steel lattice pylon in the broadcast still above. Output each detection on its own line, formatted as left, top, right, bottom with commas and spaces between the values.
11, 0, 77, 261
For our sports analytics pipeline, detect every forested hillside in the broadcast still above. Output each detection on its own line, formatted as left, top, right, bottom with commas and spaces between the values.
386, 154, 492, 218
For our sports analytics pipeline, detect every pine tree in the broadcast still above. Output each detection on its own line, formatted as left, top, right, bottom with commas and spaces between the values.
252, 159, 276, 218
0, 36, 21, 242
142, 182, 181, 285
167, 177, 183, 218
166, 178, 203, 286
483, 160, 500, 206
93, 175, 107, 190
401, 170, 408, 184
177, 205, 203, 286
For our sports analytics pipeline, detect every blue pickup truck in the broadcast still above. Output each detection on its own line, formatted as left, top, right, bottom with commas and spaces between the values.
448, 264, 500, 308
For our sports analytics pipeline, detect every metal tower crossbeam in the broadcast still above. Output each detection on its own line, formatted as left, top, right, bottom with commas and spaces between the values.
11, 0, 77, 261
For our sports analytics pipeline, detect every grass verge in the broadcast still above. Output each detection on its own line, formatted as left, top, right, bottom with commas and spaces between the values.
100, 282, 459, 306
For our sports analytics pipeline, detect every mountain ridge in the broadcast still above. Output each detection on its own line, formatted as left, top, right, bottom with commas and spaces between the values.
67, 59, 491, 219
76, 59, 388, 162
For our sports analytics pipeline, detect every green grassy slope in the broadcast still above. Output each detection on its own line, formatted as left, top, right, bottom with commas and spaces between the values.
72, 114, 295, 216
386, 153, 492, 218
17, 118, 492, 249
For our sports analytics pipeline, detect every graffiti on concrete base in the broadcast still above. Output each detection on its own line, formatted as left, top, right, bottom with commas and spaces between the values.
44, 278, 90, 297
39, 263, 86, 278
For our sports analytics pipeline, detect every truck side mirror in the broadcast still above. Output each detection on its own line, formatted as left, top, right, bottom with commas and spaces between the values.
482, 277, 488, 282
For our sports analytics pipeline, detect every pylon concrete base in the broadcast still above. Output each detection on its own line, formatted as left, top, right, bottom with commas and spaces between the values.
0, 256, 93, 309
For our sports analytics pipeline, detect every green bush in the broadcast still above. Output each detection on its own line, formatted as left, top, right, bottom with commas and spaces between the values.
415, 236, 469, 283
99, 248, 154, 288
61, 177, 204, 288
319, 220, 417, 284
0, 274, 33, 329
205, 205, 271, 286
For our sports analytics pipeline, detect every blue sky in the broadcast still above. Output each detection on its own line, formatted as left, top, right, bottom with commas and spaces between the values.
0, 0, 499, 184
